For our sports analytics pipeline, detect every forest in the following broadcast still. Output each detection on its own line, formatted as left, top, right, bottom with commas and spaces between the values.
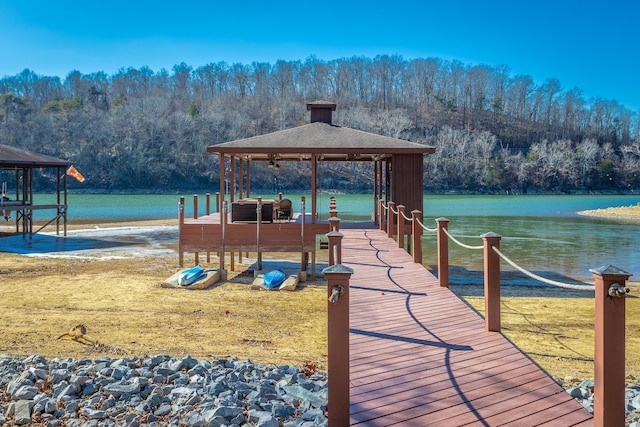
1, 54, 639, 194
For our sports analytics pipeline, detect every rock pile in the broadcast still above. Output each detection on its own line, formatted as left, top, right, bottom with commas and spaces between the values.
561, 377, 640, 426
0, 354, 328, 426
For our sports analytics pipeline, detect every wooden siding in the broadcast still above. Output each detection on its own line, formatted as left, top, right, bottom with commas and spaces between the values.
391, 153, 423, 215
179, 214, 329, 253
342, 228, 593, 426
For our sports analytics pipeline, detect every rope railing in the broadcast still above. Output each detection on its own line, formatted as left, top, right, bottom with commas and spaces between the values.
417, 220, 437, 233
492, 246, 595, 291
400, 210, 413, 222
377, 203, 629, 423
442, 227, 484, 250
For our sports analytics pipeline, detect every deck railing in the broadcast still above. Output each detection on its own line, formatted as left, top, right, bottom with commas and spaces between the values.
379, 200, 631, 427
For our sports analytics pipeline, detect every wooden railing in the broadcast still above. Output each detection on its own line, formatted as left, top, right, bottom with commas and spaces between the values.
379, 200, 631, 427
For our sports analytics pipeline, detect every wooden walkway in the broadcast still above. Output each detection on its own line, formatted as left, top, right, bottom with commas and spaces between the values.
342, 228, 593, 426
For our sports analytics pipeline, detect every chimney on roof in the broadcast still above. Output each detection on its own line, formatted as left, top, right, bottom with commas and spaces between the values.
307, 101, 337, 124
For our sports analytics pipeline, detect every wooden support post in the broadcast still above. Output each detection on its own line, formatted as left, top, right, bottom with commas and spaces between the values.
178, 197, 185, 268
215, 192, 220, 213
591, 265, 631, 427
379, 199, 385, 232
257, 197, 262, 271
220, 201, 227, 273
206, 193, 211, 263
412, 210, 422, 264
482, 232, 501, 332
323, 263, 354, 427
397, 205, 405, 250
327, 231, 343, 266
387, 201, 395, 239
193, 195, 199, 265
436, 217, 450, 288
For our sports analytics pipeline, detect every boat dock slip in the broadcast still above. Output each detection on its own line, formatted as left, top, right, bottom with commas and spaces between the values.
342, 228, 593, 426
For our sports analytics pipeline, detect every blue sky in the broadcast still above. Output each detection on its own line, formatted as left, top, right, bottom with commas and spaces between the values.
1, 0, 639, 110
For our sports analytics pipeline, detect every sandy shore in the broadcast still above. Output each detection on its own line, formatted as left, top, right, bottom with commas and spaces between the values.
577, 203, 640, 219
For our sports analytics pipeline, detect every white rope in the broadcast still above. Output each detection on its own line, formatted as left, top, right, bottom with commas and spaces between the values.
492, 246, 595, 291
443, 228, 484, 250
389, 204, 398, 215
401, 210, 412, 222
380, 202, 388, 211
420, 222, 437, 232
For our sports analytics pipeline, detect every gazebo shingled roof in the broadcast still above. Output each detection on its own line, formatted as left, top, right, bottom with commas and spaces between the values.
0, 144, 71, 168
206, 121, 434, 160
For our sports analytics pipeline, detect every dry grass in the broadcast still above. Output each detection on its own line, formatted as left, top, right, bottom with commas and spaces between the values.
451, 284, 640, 384
0, 252, 328, 369
578, 203, 640, 219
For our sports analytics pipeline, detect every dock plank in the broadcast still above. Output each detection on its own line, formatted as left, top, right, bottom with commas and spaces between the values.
343, 228, 592, 426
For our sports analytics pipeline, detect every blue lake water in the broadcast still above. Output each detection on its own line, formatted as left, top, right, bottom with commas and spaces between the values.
28, 193, 640, 281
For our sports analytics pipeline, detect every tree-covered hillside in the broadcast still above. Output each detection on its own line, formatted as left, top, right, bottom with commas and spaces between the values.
1, 55, 638, 193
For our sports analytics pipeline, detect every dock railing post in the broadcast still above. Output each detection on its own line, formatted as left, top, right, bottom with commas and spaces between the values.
482, 232, 502, 332
215, 192, 220, 213
412, 210, 422, 263
327, 231, 343, 266
328, 216, 340, 232
397, 205, 405, 250
590, 265, 631, 427
379, 199, 385, 232
323, 263, 354, 427
387, 201, 395, 239
436, 217, 450, 288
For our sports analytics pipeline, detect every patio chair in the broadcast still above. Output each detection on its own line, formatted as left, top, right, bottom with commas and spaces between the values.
277, 198, 292, 221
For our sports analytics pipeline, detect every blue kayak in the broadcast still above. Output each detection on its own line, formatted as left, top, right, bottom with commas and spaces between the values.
264, 269, 286, 289
178, 265, 205, 286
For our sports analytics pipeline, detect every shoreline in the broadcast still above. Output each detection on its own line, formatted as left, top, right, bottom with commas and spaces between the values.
577, 203, 640, 220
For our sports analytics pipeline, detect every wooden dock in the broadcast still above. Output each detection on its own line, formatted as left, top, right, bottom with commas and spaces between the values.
341, 228, 593, 426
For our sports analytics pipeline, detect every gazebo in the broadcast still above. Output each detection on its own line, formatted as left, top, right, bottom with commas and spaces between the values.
179, 101, 435, 274
0, 144, 71, 237
208, 101, 435, 219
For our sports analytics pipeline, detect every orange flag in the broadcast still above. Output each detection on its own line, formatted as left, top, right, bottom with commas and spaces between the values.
67, 165, 85, 183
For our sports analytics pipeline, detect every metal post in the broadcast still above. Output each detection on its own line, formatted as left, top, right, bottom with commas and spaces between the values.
412, 210, 422, 264
436, 217, 450, 287
482, 232, 502, 332
590, 265, 631, 427
323, 263, 354, 427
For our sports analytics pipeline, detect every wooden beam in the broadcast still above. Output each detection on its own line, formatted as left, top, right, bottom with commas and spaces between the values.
311, 154, 317, 224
